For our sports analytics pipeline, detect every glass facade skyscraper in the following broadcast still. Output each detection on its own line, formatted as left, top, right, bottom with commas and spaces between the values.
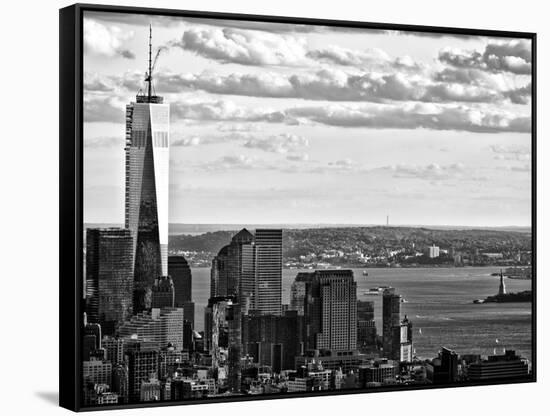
85, 228, 134, 335
254, 229, 283, 316
125, 91, 169, 313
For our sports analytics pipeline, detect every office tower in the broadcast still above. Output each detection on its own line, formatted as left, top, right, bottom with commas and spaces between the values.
103, 337, 125, 366
118, 307, 184, 349
126, 340, 160, 402
382, 288, 402, 360
182, 320, 194, 352
210, 229, 255, 303
182, 303, 195, 329
254, 229, 283, 315
357, 300, 377, 353
168, 256, 195, 327
125, 27, 170, 313
210, 246, 229, 298
210, 228, 282, 315
83, 357, 112, 387
83, 334, 98, 361
290, 274, 308, 315
151, 276, 175, 308
427, 347, 459, 384
242, 311, 305, 372
205, 296, 242, 393
467, 350, 529, 381
231, 229, 256, 308
86, 228, 134, 335
399, 315, 413, 362
111, 364, 129, 404
300, 269, 357, 352
168, 256, 192, 304
159, 344, 184, 380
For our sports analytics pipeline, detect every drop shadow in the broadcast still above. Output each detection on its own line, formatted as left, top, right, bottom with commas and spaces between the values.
35, 391, 58, 406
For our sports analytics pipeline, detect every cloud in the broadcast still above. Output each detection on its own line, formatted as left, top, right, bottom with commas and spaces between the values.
84, 136, 122, 148
85, 92, 531, 133
285, 103, 531, 133
286, 153, 310, 162
172, 136, 201, 147
306, 45, 391, 67
381, 162, 466, 180
243, 133, 308, 153
84, 96, 124, 123
490, 144, 531, 161
217, 123, 261, 133
438, 39, 531, 75
171, 100, 286, 123
172, 26, 308, 66
201, 154, 261, 171
83, 19, 135, 59
84, 73, 115, 92
156, 68, 524, 105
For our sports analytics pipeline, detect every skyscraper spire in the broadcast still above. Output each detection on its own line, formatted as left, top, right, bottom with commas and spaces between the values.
147, 23, 152, 100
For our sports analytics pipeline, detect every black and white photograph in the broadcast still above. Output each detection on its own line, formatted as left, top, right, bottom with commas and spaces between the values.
75, 5, 533, 409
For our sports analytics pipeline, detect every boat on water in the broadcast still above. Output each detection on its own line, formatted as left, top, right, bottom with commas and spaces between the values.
362, 270, 369, 276
363, 286, 391, 296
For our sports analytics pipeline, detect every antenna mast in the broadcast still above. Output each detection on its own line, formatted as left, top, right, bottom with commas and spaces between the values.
147, 24, 152, 100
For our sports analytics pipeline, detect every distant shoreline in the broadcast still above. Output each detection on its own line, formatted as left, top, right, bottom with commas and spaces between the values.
84, 223, 532, 234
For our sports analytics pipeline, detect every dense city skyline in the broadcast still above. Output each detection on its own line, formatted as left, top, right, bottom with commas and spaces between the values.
80, 10, 533, 409
83, 12, 531, 227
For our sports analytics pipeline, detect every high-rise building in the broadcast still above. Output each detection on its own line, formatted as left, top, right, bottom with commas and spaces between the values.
254, 229, 283, 315
151, 276, 175, 308
242, 311, 305, 372
118, 308, 184, 350
382, 289, 413, 362
83, 357, 112, 388
210, 228, 282, 316
83, 317, 102, 360
126, 339, 160, 402
86, 228, 134, 335
290, 274, 308, 315
300, 270, 357, 352
427, 347, 459, 384
357, 300, 377, 353
103, 337, 125, 366
167, 256, 196, 327
111, 364, 129, 404
125, 27, 170, 314
399, 315, 413, 362
210, 229, 255, 302
204, 296, 242, 393
382, 288, 402, 360
168, 256, 192, 304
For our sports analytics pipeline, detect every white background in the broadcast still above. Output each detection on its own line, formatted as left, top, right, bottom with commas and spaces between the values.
0, 0, 546, 414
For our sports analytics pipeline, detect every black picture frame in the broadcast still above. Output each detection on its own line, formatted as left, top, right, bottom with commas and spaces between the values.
60, 3, 537, 412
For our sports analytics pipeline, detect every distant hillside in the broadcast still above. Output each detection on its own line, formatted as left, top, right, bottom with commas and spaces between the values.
168, 226, 532, 259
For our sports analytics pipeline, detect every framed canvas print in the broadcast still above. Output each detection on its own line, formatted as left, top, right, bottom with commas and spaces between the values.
59, 3, 536, 411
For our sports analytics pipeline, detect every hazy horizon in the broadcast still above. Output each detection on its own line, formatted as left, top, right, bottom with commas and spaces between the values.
83, 12, 532, 227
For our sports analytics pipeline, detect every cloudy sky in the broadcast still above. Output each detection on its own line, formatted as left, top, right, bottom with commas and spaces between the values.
83, 11, 532, 227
